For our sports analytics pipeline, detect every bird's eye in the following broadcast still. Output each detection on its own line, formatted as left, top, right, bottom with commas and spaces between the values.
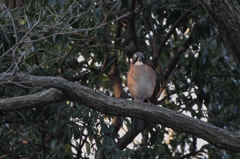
133, 52, 144, 59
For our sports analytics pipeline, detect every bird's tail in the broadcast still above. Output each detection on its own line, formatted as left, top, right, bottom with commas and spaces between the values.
131, 117, 145, 133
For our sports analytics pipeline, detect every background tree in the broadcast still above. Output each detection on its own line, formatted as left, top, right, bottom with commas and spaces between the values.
0, 0, 240, 158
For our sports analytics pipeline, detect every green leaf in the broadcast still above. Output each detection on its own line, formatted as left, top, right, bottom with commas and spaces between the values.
86, 141, 91, 155
53, 122, 64, 134
58, 0, 65, 7
48, 0, 56, 7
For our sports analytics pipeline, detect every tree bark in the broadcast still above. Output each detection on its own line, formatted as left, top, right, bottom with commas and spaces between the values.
0, 73, 240, 152
199, 0, 240, 67
0, 88, 65, 111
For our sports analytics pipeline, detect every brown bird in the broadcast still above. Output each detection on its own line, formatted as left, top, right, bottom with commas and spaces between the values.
127, 52, 156, 133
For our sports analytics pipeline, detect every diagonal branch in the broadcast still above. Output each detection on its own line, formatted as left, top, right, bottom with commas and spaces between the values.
152, 3, 198, 67
157, 33, 193, 98
163, 34, 193, 81
0, 73, 240, 152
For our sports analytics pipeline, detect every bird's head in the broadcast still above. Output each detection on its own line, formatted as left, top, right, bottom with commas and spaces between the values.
132, 52, 145, 64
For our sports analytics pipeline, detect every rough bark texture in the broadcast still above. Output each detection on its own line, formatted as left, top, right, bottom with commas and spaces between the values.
200, 0, 240, 67
0, 73, 240, 152
0, 88, 65, 111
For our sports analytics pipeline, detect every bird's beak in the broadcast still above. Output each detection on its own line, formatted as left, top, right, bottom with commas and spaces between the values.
132, 56, 138, 64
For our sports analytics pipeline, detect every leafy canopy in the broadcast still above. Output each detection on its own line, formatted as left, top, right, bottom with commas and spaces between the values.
0, 0, 240, 158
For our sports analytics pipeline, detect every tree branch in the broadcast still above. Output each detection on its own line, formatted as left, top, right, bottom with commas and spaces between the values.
157, 33, 193, 97
152, 3, 198, 67
128, 0, 141, 51
0, 73, 240, 152
163, 34, 193, 81
0, 88, 65, 111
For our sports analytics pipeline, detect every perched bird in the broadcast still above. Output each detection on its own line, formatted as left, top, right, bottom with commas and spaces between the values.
127, 52, 156, 133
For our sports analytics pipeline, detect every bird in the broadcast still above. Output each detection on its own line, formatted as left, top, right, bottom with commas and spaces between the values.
127, 52, 156, 133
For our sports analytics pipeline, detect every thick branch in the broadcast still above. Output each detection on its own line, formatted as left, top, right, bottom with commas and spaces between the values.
116, 128, 139, 150
0, 73, 240, 152
0, 88, 65, 111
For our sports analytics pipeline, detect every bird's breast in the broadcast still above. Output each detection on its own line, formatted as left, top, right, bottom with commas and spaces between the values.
127, 64, 156, 101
